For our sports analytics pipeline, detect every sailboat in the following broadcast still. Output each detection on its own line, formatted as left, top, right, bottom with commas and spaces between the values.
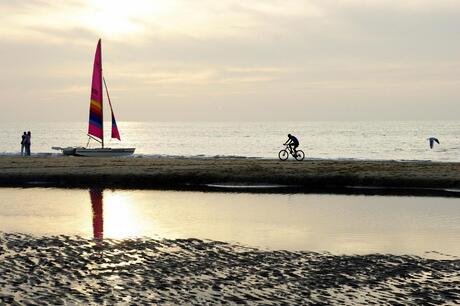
53, 39, 135, 157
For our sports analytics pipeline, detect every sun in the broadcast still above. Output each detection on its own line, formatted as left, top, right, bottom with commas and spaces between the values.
80, 0, 171, 37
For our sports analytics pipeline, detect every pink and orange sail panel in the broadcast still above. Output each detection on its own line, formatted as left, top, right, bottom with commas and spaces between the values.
88, 39, 103, 142
103, 77, 121, 141
109, 101, 121, 140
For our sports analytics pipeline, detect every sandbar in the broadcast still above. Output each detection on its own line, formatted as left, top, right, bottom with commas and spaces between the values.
0, 156, 459, 195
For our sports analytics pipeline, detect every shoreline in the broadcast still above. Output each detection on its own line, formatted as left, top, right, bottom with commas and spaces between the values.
2, 151, 459, 163
0, 156, 459, 196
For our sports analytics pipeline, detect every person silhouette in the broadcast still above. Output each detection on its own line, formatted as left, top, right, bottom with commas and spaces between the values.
284, 133, 299, 153
25, 131, 31, 156
20, 132, 26, 156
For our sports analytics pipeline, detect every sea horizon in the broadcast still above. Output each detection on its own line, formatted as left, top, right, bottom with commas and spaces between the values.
2, 120, 459, 162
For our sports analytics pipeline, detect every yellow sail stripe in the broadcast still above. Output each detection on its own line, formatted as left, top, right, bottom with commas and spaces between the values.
90, 99, 102, 111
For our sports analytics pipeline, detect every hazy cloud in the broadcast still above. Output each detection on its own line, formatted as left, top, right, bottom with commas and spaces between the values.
0, 0, 459, 121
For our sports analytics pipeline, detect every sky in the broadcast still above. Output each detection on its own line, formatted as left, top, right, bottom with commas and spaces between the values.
0, 0, 459, 122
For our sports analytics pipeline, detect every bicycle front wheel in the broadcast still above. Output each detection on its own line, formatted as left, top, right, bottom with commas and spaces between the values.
278, 150, 289, 161
294, 150, 305, 161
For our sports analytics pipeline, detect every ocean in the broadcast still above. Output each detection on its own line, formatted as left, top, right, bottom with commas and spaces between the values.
1, 121, 459, 161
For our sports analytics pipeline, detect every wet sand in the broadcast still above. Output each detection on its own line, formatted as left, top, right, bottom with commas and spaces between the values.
1, 233, 459, 304
0, 156, 459, 195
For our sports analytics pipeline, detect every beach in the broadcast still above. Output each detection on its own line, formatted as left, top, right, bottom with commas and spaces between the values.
0, 156, 459, 195
3, 0, 460, 303
1, 233, 460, 305
2, 157, 460, 304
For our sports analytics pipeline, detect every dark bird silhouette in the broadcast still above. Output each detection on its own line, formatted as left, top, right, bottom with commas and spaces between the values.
427, 137, 440, 149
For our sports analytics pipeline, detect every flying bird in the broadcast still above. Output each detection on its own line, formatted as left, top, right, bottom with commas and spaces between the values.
427, 137, 440, 149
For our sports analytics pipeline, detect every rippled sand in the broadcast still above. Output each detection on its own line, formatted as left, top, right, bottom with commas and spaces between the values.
1, 233, 460, 304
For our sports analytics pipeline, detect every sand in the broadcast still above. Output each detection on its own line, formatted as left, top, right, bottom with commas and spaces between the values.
2, 157, 460, 303
1, 233, 459, 304
0, 156, 459, 195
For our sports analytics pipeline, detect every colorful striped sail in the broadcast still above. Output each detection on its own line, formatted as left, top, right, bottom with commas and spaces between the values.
88, 39, 103, 142
103, 78, 121, 141
109, 101, 121, 140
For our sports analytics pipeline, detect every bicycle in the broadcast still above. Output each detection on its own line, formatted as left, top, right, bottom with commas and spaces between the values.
278, 144, 305, 161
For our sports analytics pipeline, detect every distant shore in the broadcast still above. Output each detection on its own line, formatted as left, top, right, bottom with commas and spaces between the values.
0, 156, 459, 196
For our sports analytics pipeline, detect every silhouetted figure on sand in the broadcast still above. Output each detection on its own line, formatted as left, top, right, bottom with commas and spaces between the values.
427, 137, 439, 149
20, 132, 26, 156
284, 134, 299, 153
25, 131, 31, 156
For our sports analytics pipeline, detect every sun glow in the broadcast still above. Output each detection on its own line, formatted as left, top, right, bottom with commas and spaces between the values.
5, 0, 175, 39
103, 192, 141, 238
79, 0, 172, 37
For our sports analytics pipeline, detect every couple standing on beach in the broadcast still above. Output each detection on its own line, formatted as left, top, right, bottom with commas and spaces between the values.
21, 131, 32, 156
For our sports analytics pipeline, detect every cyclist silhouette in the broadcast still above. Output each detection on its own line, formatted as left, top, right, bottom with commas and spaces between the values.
284, 134, 299, 153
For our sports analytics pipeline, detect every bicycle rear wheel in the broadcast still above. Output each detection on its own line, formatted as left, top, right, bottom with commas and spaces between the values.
294, 150, 305, 161
278, 150, 289, 161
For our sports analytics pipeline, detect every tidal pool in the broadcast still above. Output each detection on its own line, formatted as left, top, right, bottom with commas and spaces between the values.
0, 187, 459, 257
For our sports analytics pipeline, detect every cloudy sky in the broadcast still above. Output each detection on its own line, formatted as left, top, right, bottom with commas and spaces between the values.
1, 0, 459, 122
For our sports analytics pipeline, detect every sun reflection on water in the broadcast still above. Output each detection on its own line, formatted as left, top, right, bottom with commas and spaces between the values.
99, 191, 141, 239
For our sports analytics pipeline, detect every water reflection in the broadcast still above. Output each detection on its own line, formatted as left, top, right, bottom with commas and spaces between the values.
90, 189, 142, 240
1, 188, 460, 256
90, 189, 104, 240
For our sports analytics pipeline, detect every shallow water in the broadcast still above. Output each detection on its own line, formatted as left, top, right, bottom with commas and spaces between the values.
1, 121, 460, 161
1, 188, 459, 257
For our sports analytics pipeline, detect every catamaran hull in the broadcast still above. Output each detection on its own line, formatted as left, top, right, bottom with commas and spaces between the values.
74, 148, 135, 157
52, 147, 135, 157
